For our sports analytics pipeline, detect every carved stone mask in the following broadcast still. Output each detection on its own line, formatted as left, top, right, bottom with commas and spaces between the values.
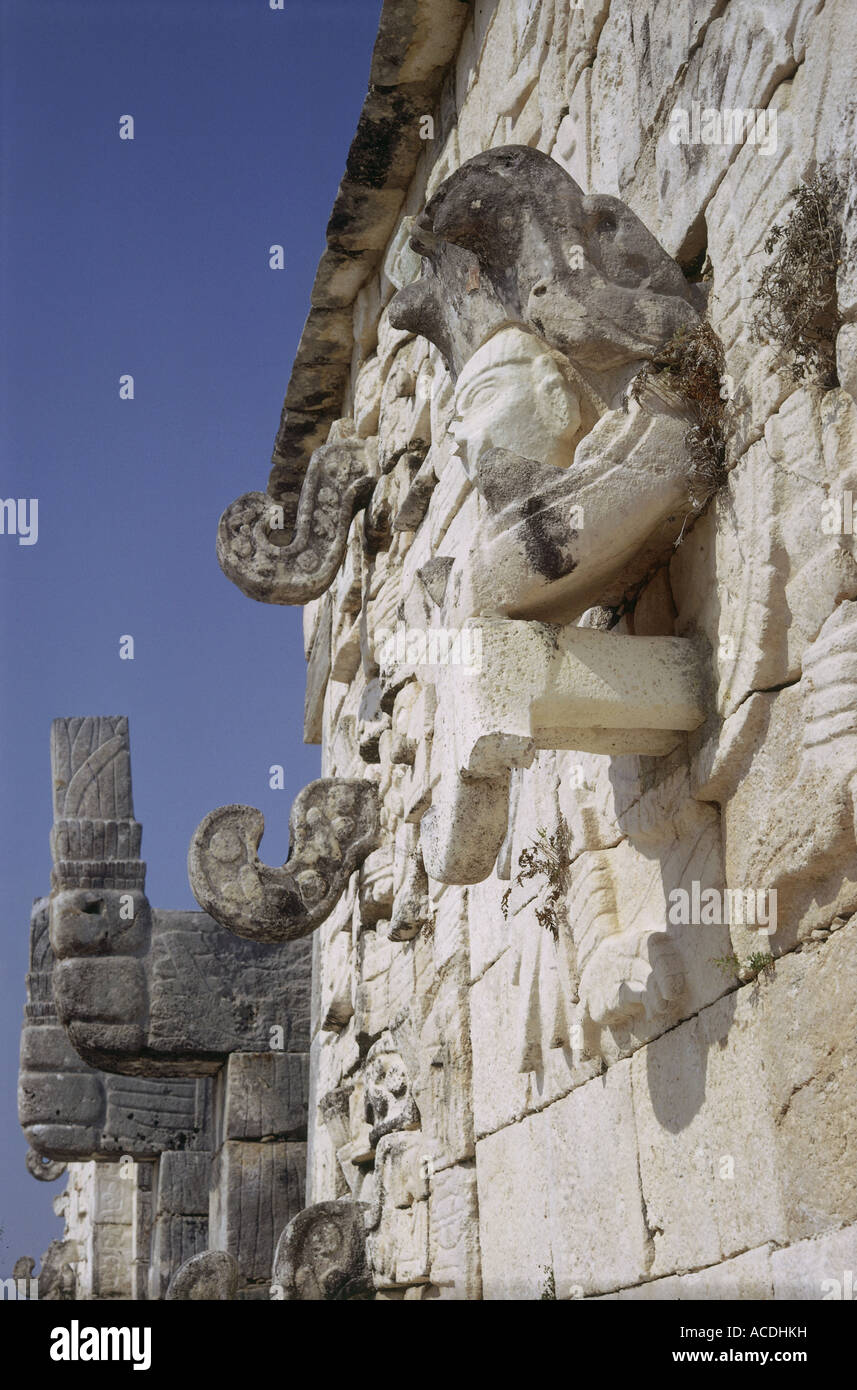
50, 888, 151, 960
450, 326, 585, 474
364, 1038, 420, 1148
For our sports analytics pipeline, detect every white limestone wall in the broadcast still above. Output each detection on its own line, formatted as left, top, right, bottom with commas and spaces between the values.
305, 0, 857, 1299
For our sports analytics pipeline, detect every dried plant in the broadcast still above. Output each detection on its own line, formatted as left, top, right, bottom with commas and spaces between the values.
750, 164, 845, 386
501, 819, 572, 941
631, 318, 730, 514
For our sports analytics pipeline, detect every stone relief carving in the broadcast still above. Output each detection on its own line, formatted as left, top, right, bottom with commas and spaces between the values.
165, 1250, 239, 1301
381, 147, 718, 890
363, 1034, 421, 1148
271, 1200, 374, 1300
46, 718, 311, 1075
217, 426, 376, 604
189, 779, 380, 943
20, 896, 214, 1165
696, 598, 857, 950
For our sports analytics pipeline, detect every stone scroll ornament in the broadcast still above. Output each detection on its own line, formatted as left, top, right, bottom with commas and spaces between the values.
188, 779, 380, 943
217, 432, 376, 604
47, 717, 313, 1075
271, 1200, 374, 1301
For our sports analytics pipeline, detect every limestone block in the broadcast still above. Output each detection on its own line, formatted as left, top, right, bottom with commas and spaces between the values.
429, 884, 466, 970
600, 1245, 774, 1300
695, 610, 857, 946
421, 621, 705, 886
221, 1052, 308, 1141
551, 68, 590, 190
427, 450, 472, 552
771, 1224, 857, 1299
632, 1004, 785, 1279
354, 354, 382, 437
545, 1062, 651, 1297
555, 748, 622, 860
353, 276, 383, 360
470, 946, 596, 1140
475, 1110, 553, 1300
428, 1161, 481, 1300
155, 1152, 210, 1217
408, 972, 474, 1166
92, 1219, 135, 1299
91, 1164, 134, 1224
367, 1133, 430, 1288
650, 4, 802, 257
319, 928, 355, 1033
757, 924, 857, 1240
672, 395, 857, 718
149, 1215, 209, 1301
467, 873, 514, 983
629, 928, 857, 1278
354, 930, 397, 1043
303, 595, 325, 660
570, 804, 729, 1057
209, 1141, 306, 1285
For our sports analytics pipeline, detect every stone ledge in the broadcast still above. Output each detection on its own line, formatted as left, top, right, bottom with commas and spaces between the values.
268, 0, 472, 500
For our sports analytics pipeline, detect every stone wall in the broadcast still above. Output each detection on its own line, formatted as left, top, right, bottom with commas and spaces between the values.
277, 0, 857, 1300
18, 0, 857, 1301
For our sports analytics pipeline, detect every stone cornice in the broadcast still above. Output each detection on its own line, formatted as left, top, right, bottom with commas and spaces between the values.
267, 0, 471, 500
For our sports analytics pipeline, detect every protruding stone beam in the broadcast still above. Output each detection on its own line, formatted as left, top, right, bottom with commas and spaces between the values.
420, 621, 706, 884
46, 718, 311, 1076
389, 145, 701, 384
216, 433, 376, 605
188, 779, 380, 944
271, 1201, 373, 1301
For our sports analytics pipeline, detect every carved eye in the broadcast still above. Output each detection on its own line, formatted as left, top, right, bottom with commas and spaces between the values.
297, 869, 326, 905
209, 828, 244, 863
598, 214, 617, 235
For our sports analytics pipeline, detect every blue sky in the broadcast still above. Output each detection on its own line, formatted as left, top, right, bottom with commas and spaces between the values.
0, 0, 381, 1274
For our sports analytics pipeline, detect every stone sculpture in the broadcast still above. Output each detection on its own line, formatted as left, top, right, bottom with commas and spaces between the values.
188, 779, 380, 943
217, 427, 376, 604
165, 1250, 239, 1301
381, 149, 717, 889
20, 896, 213, 1166
46, 717, 311, 1074
271, 1200, 374, 1300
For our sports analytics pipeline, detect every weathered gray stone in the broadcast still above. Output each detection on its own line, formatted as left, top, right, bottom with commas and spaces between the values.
45, 718, 312, 1076
189, 779, 379, 944
271, 1199, 373, 1300
165, 1249, 239, 1301
217, 433, 376, 606
210, 1141, 306, 1285
221, 1052, 308, 1142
